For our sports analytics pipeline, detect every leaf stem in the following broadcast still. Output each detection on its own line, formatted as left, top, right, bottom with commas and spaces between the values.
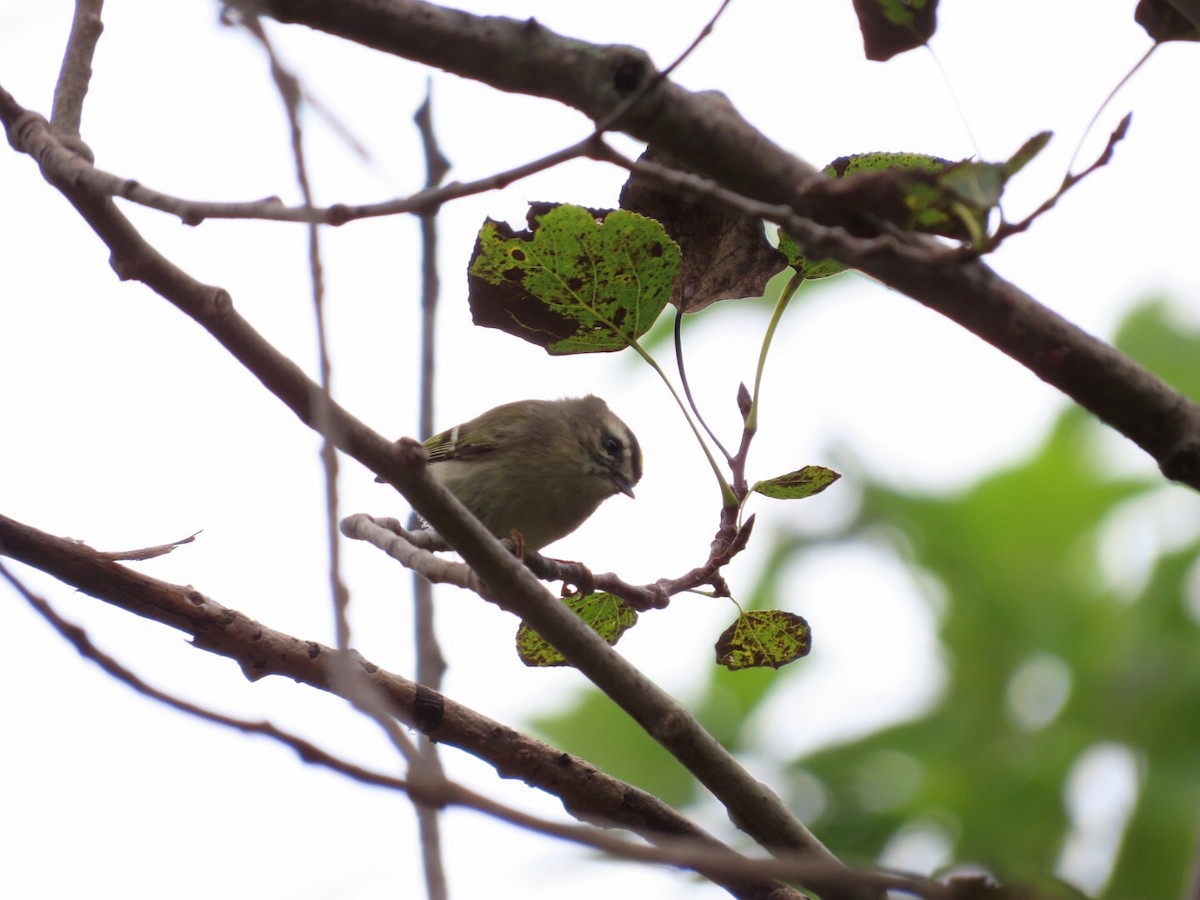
629, 337, 736, 506
674, 306, 733, 463
747, 272, 803, 434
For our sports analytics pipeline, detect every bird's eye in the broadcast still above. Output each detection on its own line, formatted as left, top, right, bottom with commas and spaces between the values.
601, 433, 622, 457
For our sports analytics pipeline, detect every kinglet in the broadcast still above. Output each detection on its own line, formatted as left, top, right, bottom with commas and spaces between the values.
381, 395, 642, 551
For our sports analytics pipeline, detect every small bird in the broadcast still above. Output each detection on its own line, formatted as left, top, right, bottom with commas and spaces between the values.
380, 395, 642, 551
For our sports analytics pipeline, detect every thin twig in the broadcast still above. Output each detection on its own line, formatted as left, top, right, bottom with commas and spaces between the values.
411, 82, 452, 689
27, 133, 593, 226
345, 513, 746, 615
57, 0, 730, 233
590, 0, 736, 134
0, 519, 813, 900
411, 80, 452, 900
242, 15, 351, 652
233, 18, 460, 864
674, 307, 735, 464
1064, 45, 1153, 178
50, 0, 105, 150
990, 113, 1132, 247
661, 0, 735, 79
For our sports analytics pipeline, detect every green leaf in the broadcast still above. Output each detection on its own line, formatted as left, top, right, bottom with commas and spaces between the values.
468, 203, 681, 355
1003, 130, 1053, 178
780, 151, 952, 274
933, 132, 1050, 213
776, 229, 848, 281
795, 141, 1052, 250
516, 592, 639, 667
752, 465, 841, 499
826, 151, 949, 179
715, 609, 812, 670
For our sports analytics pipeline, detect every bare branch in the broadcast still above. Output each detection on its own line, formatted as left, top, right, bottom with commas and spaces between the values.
0, 514, 812, 900
9, 542, 951, 900
411, 83, 451, 690
658, 0, 735, 82
238, 13, 355, 655
410, 81, 452, 900
50, 0, 105, 150
0, 126, 590, 227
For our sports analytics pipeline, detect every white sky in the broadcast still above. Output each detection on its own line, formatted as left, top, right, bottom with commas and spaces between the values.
2, 2, 1198, 898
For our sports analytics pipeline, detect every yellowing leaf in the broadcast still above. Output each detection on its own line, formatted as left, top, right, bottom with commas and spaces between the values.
468, 203, 680, 355
776, 230, 848, 281
516, 592, 639, 667
780, 151, 949, 275
753, 466, 841, 500
715, 610, 812, 670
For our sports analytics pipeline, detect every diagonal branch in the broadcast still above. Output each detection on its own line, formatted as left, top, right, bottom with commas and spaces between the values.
249, 0, 1200, 491
0, 513, 808, 900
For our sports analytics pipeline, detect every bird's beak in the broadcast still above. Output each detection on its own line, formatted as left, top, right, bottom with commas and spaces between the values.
612, 474, 636, 499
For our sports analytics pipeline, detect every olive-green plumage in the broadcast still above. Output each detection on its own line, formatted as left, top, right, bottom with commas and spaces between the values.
390, 395, 641, 550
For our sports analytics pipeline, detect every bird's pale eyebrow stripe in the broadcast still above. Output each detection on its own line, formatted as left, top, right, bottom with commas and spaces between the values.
626, 430, 643, 482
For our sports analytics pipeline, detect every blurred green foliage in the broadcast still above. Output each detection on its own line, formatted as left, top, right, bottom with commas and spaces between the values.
530, 300, 1200, 897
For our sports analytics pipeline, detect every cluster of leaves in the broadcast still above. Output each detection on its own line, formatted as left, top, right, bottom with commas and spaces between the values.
468, 197, 840, 671
464, 110, 1123, 672
458, 0, 1149, 679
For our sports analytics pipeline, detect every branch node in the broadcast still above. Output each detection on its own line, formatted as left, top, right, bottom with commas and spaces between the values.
611, 51, 653, 96
394, 436, 429, 468
413, 684, 446, 734
327, 202, 351, 225
7, 108, 49, 154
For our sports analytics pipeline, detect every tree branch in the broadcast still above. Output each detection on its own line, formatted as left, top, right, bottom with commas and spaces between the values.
248, 0, 1200, 491
50, 0, 105, 151
411, 80, 452, 900
0, 513, 808, 900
